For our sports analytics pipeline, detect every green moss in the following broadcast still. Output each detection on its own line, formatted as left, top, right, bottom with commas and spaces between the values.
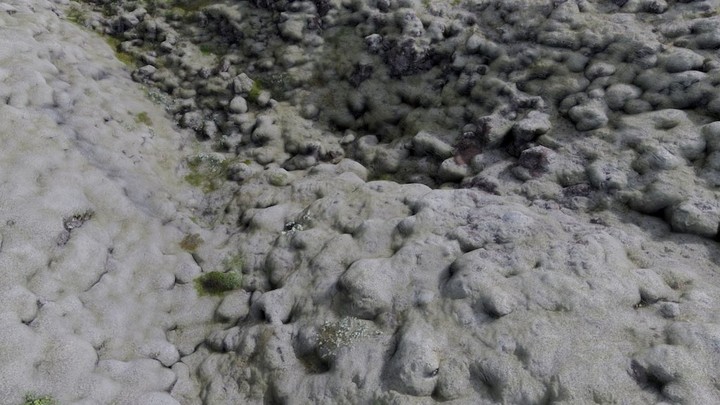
179, 233, 203, 251
172, 0, 215, 12
223, 253, 244, 273
194, 271, 242, 296
143, 0, 168, 14
184, 172, 204, 187
184, 154, 233, 193
198, 42, 225, 56
24, 394, 56, 405
247, 81, 263, 103
103, 36, 137, 66
66, 5, 88, 25
268, 172, 289, 187
135, 112, 153, 126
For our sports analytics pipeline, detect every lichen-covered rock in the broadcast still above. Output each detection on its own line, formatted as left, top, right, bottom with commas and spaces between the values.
669, 198, 720, 238
660, 47, 705, 73
568, 101, 608, 131
7, 0, 720, 404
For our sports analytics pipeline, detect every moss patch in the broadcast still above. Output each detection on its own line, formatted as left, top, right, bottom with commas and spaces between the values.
24, 394, 56, 405
198, 42, 225, 56
173, 0, 216, 12
247, 80, 263, 103
184, 153, 233, 192
103, 36, 136, 66
135, 112, 153, 126
194, 271, 242, 296
223, 253, 244, 273
66, 5, 88, 25
180, 233, 203, 251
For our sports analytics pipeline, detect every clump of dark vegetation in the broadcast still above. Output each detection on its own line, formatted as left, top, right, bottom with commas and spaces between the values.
179, 233, 204, 251
23, 393, 56, 405
194, 271, 242, 295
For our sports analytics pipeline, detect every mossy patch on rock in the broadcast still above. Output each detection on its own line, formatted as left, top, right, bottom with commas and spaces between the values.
184, 153, 233, 192
135, 111, 153, 126
194, 271, 242, 296
66, 5, 88, 25
223, 253, 244, 273
23, 394, 56, 405
247, 80, 263, 103
179, 233, 203, 251
104, 36, 136, 66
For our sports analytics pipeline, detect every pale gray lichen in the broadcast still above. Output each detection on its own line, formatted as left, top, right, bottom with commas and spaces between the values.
317, 317, 379, 360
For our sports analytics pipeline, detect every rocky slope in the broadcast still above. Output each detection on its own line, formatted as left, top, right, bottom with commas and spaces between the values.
1, 0, 720, 404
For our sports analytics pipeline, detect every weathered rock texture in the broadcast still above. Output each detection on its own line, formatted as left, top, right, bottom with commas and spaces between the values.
2, 0, 720, 404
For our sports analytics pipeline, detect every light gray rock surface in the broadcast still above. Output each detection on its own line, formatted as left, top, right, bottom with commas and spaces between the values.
3, 0, 720, 404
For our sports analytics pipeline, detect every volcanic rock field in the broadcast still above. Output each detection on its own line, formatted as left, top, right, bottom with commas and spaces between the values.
2, 0, 720, 403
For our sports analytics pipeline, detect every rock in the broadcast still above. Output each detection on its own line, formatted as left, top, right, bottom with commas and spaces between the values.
251, 289, 294, 324
696, 31, 720, 49
397, 9, 424, 37
412, 131, 454, 159
180, 111, 203, 131
466, 34, 501, 59
709, 98, 720, 118
385, 38, 430, 77
704, 122, 720, 152
585, 62, 616, 80
518, 145, 556, 177
232, 73, 255, 95
8, 1, 720, 404
438, 158, 469, 182
139, 340, 180, 367
661, 48, 705, 73
386, 324, 439, 396
629, 180, 684, 214
216, 291, 251, 322
364, 33, 383, 53
568, 101, 608, 131
642, 0, 668, 13
512, 111, 551, 142
433, 357, 471, 400
338, 258, 396, 319
251, 116, 281, 144
605, 83, 642, 111
228, 96, 248, 114
202, 120, 218, 138
632, 144, 684, 173
587, 161, 628, 190
136, 392, 181, 405
477, 113, 515, 146
660, 302, 680, 318
669, 199, 720, 238
279, 16, 305, 41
